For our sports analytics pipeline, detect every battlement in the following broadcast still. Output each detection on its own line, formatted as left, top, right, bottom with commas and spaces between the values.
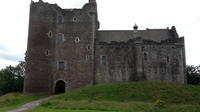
31, 0, 97, 12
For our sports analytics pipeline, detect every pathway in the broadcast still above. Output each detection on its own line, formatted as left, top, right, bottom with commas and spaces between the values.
6, 95, 55, 112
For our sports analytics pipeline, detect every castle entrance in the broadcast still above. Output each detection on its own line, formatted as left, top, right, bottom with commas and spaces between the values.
55, 80, 65, 94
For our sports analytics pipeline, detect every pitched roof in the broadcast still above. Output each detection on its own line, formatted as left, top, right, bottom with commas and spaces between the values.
97, 29, 174, 43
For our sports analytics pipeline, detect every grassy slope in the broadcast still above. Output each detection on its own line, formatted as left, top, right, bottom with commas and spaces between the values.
0, 93, 46, 112
28, 81, 200, 112
4, 81, 200, 112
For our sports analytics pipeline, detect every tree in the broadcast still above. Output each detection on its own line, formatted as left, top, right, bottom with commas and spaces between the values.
186, 65, 200, 85
0, 61, 25, 95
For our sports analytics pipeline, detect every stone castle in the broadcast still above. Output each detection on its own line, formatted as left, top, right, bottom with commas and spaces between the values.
24, 0, 186, 95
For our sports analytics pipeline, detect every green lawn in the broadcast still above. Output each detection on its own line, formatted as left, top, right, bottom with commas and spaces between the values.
0, 93, 47, 112
28, 81, 200, 112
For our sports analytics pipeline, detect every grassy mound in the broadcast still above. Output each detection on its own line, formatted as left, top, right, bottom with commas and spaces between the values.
54, 81, 200, 104
0, 93, 46, 112
29, 81, 200, 112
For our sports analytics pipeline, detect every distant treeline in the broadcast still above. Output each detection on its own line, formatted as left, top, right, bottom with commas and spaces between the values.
0, 61, 24, 95
186, 65, 200, 85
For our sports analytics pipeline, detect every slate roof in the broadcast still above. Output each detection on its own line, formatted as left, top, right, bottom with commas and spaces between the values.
96, 29, 175, 43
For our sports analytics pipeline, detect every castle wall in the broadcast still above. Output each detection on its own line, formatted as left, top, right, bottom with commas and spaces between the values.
52, 7, 97, 91
94, 42, 136, 84
141, 38, 186, 84
24, 1, 99, 95
24, 2, 57, 95
24, 0, 186, 95
95, 37, 186, 84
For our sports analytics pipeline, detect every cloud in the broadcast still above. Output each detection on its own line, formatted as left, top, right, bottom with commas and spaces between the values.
0, 52, 24, 62
0, 44, 9, 52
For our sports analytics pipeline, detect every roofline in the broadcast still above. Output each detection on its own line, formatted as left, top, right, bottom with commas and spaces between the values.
98, 29, 170, 32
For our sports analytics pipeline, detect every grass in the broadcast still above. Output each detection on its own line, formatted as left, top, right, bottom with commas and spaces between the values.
28, 81, 200, 112
0, 92, 47, 112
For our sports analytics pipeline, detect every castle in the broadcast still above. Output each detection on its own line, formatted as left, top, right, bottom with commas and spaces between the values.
24, 0, 186, 95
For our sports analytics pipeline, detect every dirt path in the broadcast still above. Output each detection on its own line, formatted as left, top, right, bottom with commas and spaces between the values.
6, 96, 55, 112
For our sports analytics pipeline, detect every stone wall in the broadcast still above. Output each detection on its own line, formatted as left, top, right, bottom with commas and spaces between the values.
94, 37, 186, 84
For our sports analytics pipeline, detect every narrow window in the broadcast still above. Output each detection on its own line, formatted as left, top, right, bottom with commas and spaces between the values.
47, 31, 53, 38
101, 56, 107, 65
74, 37, 80, 43
44, 49, 50, 56
167, 56, 170, 63
58, 61, 65, 71
144, 52, 147, 61
87, 45, 91, 50
56, 33, 65, 43
57, 15, 64, 24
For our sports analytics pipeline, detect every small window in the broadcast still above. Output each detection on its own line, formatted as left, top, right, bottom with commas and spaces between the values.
57, 15, 64, 24
56, 33, 65, 43
73, 17, 78, 22
87, 45, 91, 50
58, 61, 65, 71
47, 31, 53, 38
101, 55, 107, 65
44, 49, 50, 56
74, 37, 80, 43
144, 52, 147, 61
167, 56, 170, 63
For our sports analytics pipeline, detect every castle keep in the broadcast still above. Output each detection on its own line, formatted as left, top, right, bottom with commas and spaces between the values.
24, 0, 186, 95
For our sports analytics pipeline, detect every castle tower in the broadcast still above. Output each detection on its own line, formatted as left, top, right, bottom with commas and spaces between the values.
24, 0, 99, 95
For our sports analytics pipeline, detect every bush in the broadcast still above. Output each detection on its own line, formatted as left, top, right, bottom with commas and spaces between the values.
155, 99, 165, 108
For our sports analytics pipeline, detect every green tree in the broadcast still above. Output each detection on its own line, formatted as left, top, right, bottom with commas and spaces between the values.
0, 61, 25, 95
186, 65, 200, 85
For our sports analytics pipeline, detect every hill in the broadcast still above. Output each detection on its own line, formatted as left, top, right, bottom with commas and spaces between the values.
0, 93, 46, 112
28, 81, 200, 112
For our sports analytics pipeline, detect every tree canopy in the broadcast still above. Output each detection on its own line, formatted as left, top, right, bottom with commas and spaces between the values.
0, 61, 25, 95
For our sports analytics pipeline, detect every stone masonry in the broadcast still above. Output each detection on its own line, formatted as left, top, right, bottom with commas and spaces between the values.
24, 0, 186, 95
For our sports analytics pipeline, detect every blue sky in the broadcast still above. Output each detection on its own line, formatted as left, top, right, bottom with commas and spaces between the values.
0, 0, 200, 69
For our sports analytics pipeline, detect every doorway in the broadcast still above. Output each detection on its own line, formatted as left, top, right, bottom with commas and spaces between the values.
55, 80, 65, 94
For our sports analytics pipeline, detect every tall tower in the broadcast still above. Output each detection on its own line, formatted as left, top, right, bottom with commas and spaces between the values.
24, 0, 57, 95
24, 0, 99, 95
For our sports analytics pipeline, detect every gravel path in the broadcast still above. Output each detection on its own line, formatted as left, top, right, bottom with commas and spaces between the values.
6, 95, 55, 112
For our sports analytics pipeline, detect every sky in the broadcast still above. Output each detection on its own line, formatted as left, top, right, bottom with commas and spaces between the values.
0, 0, 199, 69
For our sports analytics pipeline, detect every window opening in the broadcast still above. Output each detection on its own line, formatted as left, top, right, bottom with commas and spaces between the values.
58, 61, 65, 71
101, 56, 107, 65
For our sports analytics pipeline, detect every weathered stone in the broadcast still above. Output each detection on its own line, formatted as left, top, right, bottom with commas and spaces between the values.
24, 0, 186, 95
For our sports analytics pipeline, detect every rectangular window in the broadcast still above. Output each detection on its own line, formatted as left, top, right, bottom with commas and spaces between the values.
101, 55, 107, 65
58, 61, 65, 71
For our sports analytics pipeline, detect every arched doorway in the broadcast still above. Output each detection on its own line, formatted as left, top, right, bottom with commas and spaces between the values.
55, 80, 65, 94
